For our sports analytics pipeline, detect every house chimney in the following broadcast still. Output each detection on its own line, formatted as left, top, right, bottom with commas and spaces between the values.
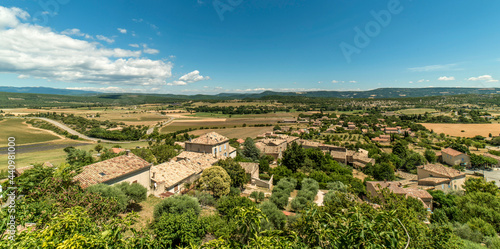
126, 150, 131, 156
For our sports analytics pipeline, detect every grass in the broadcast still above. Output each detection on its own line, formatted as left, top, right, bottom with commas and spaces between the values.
0, 140, 150, 170
421, 123, 500, 138
0, 119, 61, 145
160, 118, 280, 133
396, 108, 437, 115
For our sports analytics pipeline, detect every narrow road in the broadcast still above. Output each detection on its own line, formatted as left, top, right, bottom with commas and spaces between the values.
6, 117, 132, 144
146, 116, 175, 135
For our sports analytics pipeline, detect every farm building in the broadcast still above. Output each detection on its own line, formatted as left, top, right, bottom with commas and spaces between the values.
440, 147, 470, 167
366, 181, 433, 211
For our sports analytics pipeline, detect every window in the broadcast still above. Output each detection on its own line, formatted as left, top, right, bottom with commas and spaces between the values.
214, 148, 217, 154
224, 144, 227, 150
220, 146, 222, 152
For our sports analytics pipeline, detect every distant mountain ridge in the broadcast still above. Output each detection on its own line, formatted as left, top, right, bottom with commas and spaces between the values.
0, 86, 99, 95
0, 86, 499, 99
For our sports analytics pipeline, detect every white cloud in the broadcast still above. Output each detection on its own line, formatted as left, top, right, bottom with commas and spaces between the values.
331, 80, 339, 83
96, 35, 114, 43
129, 44, 139, 48
417, 79, 429, 83
408, 63, 458, 72
142, 44, 159, 54
409, 81, 413, 84
438, 76, 455, 81
61, 28, 92, 39
0, 6, 172, 86
349, 80, 357, 83
468, 75, 498, 83
117, 28, 127, 34
17, 74, 29, 79
168, 70, 210, 86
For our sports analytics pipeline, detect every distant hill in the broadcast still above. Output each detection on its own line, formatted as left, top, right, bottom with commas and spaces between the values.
0, 86, 499, 99
214, 88, 500, 99
0, 86, 99, 95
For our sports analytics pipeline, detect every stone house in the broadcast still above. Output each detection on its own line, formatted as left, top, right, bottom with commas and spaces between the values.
417, 163, 466, 192
185, 132, 236, 158
441, 147, 470, 167
74, 152, 152, 194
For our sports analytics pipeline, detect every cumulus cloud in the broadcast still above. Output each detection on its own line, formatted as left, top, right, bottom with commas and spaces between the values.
438, 76, 455, 81
349, 80, 357, 83
0, 6, 172, 86
117, 28, 127, 34
143, 44, 159, 54
96, 35, 114, 43
468, 75, 498, 83
168, 70, 210, 86
129, 44, 139, 48
61, 28, 92, 39
331, 80, 339, 83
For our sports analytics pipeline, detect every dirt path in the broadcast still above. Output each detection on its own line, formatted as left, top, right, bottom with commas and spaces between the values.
315, 190, 326, 206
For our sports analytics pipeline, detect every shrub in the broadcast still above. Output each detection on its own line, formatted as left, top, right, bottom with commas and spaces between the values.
216, 196, 255, 218
154, 195, 201, 220
291, 196, 309, 211
467, 218, 497, 238
260, 201, 286, 230
194, 191, 216, 206
86, 184, 128, 212
115, 182, 147, 203
153, 210, 205, 248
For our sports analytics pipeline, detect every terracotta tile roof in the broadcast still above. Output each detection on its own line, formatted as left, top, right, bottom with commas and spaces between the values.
74, 153, 151, 188
188, 132, 229, 145
441, 147, 464, 157
282, 211, 296, 216
261, 138, 286, 146
418, 177, 450, 185
111, 148, 125, 154
367, 181, 433, 200
236, 139, 245, 144
152, 152, 218, 188
159, 192, 174, 198
418, 163, 466, 178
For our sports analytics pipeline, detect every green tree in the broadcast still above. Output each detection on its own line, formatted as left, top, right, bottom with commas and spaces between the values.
424, 149, 437, 163
94, 144, 104, 153
151, 144, 178, 163
242, 138, 261, 161
153, 210, 205, 248
200, 166, 231, 197
282, 142, 306, 172
463, 177, 499, 196
259, 201, 286, 230
392, 140, 408, 158
131, 147, 157, 164
216, 158, 248, 188
64, 146, 94, 167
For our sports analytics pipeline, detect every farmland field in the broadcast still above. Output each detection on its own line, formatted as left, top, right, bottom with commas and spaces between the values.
160, 117, 281, 133
188, 127, 273, 139
421, 123, 500, 137
0, 119, 62, 145
396, 108, 437, 115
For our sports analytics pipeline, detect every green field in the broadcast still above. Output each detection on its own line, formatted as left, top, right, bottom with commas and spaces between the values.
396, 108, 438, 115
0, 119, 61, 145
0, 140, 150, 171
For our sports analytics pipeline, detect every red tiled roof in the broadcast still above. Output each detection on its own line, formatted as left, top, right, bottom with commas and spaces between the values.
111, 148, 125, 154
74, 153, 150, 188
418, 163, 466, 178
418, 177, 450, 185
441, 147, 464, 157
188, 132, 229, 145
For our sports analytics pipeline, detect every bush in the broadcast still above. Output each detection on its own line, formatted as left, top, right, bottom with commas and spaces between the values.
153, 210, 205, 248
229, 187, 241, 196
327, 181, 348, 193
260, 201, 286, 230
467, 218, 497, 238
154, 195, 201, 220
194, 191, 216, 206
201, 214, 236, 239
115, 182, 147, 203
86, 184, 128, 212
452, 222, 484, 243
216, 196, 255, 218
291, 196, 309, 211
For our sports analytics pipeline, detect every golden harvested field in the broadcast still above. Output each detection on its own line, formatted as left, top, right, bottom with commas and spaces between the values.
160, 117, 281, 133
421, 123, 500, 137
189, 127, 273, 139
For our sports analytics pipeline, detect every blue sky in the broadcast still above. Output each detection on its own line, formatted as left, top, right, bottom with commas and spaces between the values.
0, 0, 499, 94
